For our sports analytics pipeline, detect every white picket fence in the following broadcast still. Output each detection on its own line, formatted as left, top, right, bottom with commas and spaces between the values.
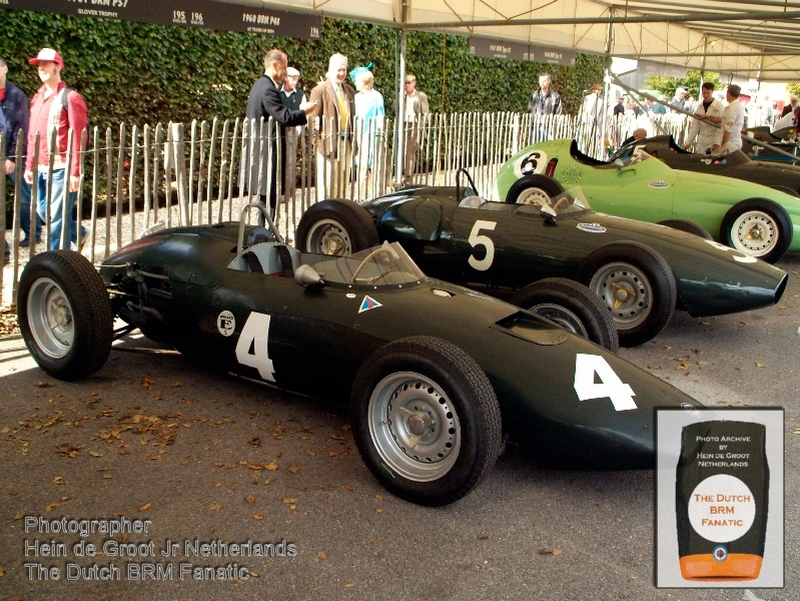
1, 110, 688, 306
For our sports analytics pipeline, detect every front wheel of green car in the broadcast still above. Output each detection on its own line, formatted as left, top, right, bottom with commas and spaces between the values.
351, 336, 502, 507
18, 250, 113, 380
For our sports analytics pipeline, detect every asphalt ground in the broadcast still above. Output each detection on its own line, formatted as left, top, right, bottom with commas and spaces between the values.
0, 254, 798, 601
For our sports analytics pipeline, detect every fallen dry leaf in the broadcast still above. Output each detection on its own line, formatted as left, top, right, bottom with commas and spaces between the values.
287, 464, 301, 474
253, 513, 264, 521
537, 547, 562, 555
45, 502, 60, 512
265, 461, 279, 471
209, 503, 221, 511
139, 503, 152, 511
345, 583, 356, 588
318, 552, 327, 560
477, 534, 489, 540
51, 476, 65, 485
245, 495, 256, 504
282, 498, 298, 505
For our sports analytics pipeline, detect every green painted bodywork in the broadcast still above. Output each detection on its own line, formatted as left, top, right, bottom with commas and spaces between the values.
99, 223, 705, 470
494, 139, 800, 252
364, 188, 787, 318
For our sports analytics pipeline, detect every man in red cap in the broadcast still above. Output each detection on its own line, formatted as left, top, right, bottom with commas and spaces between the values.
23, 48, 88, 250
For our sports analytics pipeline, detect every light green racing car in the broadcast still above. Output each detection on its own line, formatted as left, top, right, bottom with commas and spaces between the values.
494, 138, 800, 263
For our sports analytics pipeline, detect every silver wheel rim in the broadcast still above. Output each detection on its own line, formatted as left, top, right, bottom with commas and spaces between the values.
529, 303, 590, 338
729, 211, 779, 256
367, 371, 460, 482
590, 262, 652, 330
516, 187, 551, 207
305, 218, 352, 255
27, 277, 74, 359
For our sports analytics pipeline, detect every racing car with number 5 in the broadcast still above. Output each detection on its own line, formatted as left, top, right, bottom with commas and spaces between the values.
296, 173, 787, 347
18, 205, 706, 506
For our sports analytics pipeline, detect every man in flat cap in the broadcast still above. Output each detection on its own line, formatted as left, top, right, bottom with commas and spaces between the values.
714, 84, 745, 154
24, 48, 88, 251
401, 73, 429, 185
280, 66, 306, 202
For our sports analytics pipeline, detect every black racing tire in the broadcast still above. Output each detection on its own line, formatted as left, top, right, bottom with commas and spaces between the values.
17, 250, 113, 380
770, 185, 800, 198
578, 241, 677, 347
719, 198, 792, 263
510, 277, 619, 352
504, 175, 564, 207
296, 199, 379, 254
351, 336, 502, 507
657, 219, 713, 240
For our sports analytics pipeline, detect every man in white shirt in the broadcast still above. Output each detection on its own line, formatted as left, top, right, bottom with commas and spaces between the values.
714, 85, 745, 155
684, 82, 724, 154
771, 105, 799, 133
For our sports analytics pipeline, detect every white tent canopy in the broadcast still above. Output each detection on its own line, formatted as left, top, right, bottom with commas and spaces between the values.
243, 0, 800, 82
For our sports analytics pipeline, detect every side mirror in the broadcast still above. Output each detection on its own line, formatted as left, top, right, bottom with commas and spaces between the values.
294, 264, 324, 287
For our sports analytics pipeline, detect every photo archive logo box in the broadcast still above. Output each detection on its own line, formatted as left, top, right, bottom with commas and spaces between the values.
655, 408, 784, 588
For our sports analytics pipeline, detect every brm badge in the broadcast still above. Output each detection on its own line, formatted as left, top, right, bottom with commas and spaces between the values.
576, 223, 607, 234
649, 181, 670, 188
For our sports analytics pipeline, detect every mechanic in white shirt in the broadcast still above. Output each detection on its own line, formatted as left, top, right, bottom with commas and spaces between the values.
683, 82, 724, 154
713, 85, 745, 155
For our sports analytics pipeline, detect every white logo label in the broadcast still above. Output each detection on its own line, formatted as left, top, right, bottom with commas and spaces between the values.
217, 311, 235, 337
576, 223, 606, 233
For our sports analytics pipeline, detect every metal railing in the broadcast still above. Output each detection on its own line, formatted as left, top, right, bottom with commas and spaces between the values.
2, 110, 687, 306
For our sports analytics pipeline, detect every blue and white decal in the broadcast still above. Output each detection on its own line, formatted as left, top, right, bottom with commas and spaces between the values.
359, 296, 383, 314
576, 223, 606, 234
681, 402, 703, 418
712, 545, 729, 562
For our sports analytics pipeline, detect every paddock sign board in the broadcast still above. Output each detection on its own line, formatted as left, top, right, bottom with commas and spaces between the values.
2, 0, 322, 39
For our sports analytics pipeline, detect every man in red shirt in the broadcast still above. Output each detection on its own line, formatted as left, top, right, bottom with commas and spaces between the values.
23, 48, 88, 251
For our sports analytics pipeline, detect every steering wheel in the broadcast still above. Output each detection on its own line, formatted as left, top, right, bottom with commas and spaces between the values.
551, 196, 571, 213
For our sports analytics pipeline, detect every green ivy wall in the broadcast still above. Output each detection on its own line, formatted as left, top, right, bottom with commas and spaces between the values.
1, 10, 607, 129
